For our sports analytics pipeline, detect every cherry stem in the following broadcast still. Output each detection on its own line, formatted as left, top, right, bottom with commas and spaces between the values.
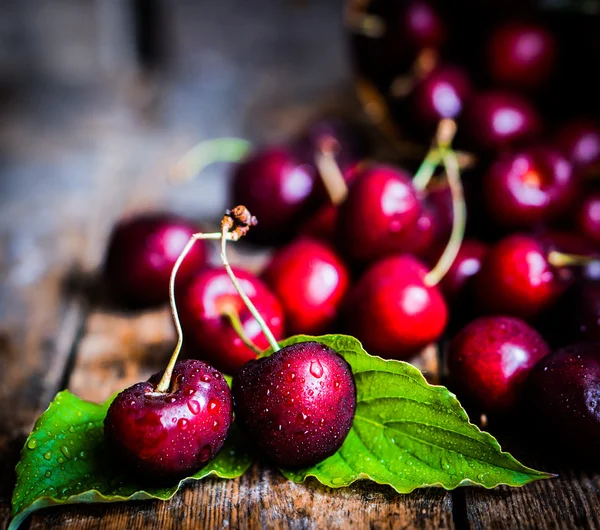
424, 136, 466, 287
547, 251, 600, 268
219, 215, 281, 353
345, 9, 385, 38
155, 231, 234, 393
221, 307, 263, 356
314, 138, 349, 205
413, 119, 458, 192
170, 137, 252, 183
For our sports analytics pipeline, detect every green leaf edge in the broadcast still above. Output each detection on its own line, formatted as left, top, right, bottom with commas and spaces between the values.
268, 334, 555, 493
9, 390, 250, 530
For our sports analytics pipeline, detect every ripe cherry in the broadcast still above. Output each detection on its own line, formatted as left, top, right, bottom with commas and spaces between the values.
555, 119, 600, 172
399, 0, 446, 52
178, 267, 285, 374
448, 316, 550, 413
337, 164, 421, 264
231, 147, 315, 245
262, 238, 349, 335
577, 194, 600, 246
462, 91, 541, 152
526, 343, 600, 464
475, 234, 568, 319
411, 65, 472, 129
232, 341, 356, 468
441, 239, 488, 301
487, 22, 556, 90
104, 213, 207, 307
483, 148, 578, 228
342, 255, 448, 359
104, 359, 232, 480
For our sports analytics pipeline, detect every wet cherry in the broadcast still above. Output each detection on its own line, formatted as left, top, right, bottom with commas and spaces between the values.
232, 341, 356, 468
104, 359, 232, 480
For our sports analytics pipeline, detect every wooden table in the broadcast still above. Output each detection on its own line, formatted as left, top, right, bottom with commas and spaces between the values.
1, 1, 599, 528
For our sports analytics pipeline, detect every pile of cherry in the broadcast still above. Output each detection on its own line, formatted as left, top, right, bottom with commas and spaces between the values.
100, 4, 600, 476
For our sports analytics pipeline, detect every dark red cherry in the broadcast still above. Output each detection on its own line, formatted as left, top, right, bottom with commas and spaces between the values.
297, 203, 339, 243
104, 359, 232, 480
412, 65, 472, 128
483, 148, 578, 228
448, 316, 550, 413
342, 255, 448, 359
399, 0, 446, 51
526, 343, 600, 464
577, 194, 600, 246
555, 119, 600, 171
178, 267, 285, 373
487, 22, 556, 89
476, 234, 567, 319
231, 147, 316, 244
462, 91, 541, 152
232, 341, 356, 468
441, 240, 488, 301
262, 238, 349, 335
104, 213, 206, 307
337, 165, 421, 264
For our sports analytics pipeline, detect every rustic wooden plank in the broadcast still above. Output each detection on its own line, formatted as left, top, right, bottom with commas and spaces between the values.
463, 468, 600, 529
28, 465, 454, 530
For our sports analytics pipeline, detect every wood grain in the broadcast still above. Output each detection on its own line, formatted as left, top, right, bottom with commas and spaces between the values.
27, 465, 454, 530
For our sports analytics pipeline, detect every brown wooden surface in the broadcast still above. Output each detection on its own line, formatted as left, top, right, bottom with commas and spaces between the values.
1, 1, 600, 529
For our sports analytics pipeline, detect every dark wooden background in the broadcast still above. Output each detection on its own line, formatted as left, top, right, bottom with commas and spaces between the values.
1, 1, 599, 528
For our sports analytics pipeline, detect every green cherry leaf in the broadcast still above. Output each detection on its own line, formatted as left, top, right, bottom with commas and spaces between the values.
272, 334, 554, 492
10, 390, 252, 530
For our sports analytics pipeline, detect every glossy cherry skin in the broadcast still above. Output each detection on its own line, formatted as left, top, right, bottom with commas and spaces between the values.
462, 91, 541, 152
231, 147, 316, 244
555, 120, 600, 171
476, 235, 564, 319
577, 194, 600, 245
262, 238, 349, 335
412, 65, 472, 128
342, 255, 448, 359
483, 148, 578, 228
337, 165, 421, 264
448, 316, 550, 413
399, 0, 446, 51
178, 267, 285, 374
487, 22, 556, 89
441, 240, 488, 301
104, 213, 206, 307
104, 359, 232, 480
232, 341, 356, 468
526, 343, 600, 463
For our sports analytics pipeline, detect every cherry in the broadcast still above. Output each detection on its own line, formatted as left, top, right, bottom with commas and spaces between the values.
448, 316, 550, 413
555, 119, 600, 171
475, 234, 569, 319
337, 164, 421, 264
576, 194, 600, 246
104, 359, 232, 480
398, 0, 446, 52
178, 267, 285, 374
526, 343, 600, 464
262, 238, 349, 335
462, 91, 541, 152
487, 22, 556, 90
342, 255, 448, 359
441, 239, 488, 301
232, 341, 356, 468
483, 148, 578, 228
104, 213, 207, 307
231, 147, 316, 245
297, 202, 339, 243
411, 65, 472, 129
